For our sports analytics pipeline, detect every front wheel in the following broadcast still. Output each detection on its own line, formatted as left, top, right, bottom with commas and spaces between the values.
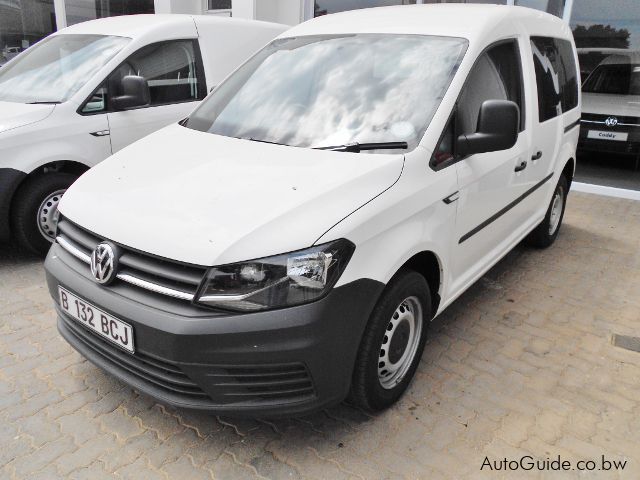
349, 269, 431, 412
526, 173, 568, 249
11, 172, 77, 255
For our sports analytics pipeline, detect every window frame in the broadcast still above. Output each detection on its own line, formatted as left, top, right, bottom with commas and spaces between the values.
430, 38, 526, 172
77, 38, 207, 116
203, 0, 232, 16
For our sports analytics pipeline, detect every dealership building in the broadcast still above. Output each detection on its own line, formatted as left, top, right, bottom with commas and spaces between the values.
1, 1, 639, 49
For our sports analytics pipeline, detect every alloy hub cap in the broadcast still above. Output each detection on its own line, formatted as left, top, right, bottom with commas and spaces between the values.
548, 185, 564, 235
37, 189, 66, 241
378, 296, 423, 390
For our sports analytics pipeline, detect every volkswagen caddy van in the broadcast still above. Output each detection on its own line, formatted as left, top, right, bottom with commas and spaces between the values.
578, 50, 640, 171
0, 15, 286, 254
46, 5, 580, 416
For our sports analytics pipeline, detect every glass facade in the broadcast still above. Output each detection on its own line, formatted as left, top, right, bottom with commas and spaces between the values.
314, 0, 510, 17
0, 0, 57, 66
571, 0, 640, 190
64, 0, 154, 26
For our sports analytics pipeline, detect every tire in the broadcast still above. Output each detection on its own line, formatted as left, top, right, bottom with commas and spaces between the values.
526, 173, 568, 249
11, 172, 77, 255
350, 269, 431, 412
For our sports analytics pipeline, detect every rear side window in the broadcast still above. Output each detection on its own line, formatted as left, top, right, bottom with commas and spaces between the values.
531, 37, 579, 122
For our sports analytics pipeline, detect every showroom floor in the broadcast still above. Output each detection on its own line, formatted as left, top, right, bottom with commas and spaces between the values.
1, 191, 639, 480
575, 152, 640, 191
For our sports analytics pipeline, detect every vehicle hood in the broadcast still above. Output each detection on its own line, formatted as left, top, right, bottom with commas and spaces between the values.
582, 92, 640, 117
59, 124, 405, 266
0, 101, 55, 134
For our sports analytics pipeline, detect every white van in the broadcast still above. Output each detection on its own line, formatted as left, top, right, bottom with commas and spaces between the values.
578, 50, 640, 171
46, 5, 580, 416
0, 15, 286, 254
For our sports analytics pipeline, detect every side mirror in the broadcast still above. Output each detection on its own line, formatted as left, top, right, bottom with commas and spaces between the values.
111, 75, 150, 111
456, 100, 520, 157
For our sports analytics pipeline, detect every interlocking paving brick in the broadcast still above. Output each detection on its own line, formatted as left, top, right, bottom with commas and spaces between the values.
1, 192, 640, 479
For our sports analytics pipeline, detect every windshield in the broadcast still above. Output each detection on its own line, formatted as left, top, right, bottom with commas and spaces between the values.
185, 34, 467, 152
583, 63, 640, 95
0, 34, 130, 104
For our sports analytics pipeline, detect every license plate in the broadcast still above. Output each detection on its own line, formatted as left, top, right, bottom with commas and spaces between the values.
58, 286, 134, 353
587, 130, 628, 142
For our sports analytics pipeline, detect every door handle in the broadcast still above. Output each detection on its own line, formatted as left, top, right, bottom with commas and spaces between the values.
90, 130, 110, 137
531, 151, 543, 161
514, 160, 528, 172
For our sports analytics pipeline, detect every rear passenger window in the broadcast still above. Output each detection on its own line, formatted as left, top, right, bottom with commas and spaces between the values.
531, 37, 579, 122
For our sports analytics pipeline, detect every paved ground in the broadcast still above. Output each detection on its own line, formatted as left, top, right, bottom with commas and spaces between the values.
1, 191, 640, 480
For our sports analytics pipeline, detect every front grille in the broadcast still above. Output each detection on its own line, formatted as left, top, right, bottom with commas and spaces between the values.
205, 364, 316, 405
581, 112, 640, 126
59, 313, 216, 406
56, 218, 207, 302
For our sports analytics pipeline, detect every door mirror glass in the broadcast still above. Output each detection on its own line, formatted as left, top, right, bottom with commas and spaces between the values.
111, 75, 150, 111
456, 100, 519, 157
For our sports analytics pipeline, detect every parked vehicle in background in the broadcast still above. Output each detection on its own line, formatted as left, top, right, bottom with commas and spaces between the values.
46, 4, 579, 416
0, 14, 287, 254
578, 50, 640, 170
2, 46, 22, 63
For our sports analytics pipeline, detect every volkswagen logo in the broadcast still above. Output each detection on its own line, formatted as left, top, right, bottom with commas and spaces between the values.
90, 242, 118, 285
605, 116, 619, 127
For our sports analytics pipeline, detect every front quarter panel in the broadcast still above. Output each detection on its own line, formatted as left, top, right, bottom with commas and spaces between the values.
317, 146, 458, 313
0, 104, 111, 173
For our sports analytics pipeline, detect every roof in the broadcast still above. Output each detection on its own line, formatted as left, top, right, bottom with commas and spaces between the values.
53, 14, 195, 39
281, 4, 570, 43
53, 14, 281, 40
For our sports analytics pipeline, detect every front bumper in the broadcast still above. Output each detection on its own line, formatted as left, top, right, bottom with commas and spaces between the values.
0, 168, 26, 243
45, 244, 384, 416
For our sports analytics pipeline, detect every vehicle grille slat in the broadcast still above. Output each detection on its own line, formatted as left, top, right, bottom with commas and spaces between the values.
61, 314, 207, 395
56, 217, 207, 304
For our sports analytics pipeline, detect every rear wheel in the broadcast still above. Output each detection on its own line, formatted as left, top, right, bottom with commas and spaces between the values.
11, 172, 77, 255
526, 174, 568, 249
350, 269, 431, 412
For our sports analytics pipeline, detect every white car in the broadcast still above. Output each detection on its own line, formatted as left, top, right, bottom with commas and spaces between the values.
0, 15, 286, 254
46, 4, 580, 416
2, 46, 22, 62
578, 50, 640, 170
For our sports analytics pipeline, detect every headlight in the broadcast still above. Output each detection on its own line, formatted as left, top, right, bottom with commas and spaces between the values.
195, 239, 355, 312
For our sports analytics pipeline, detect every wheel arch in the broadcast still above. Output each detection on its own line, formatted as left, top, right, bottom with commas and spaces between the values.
562, 157, 575, 189
7, 160, 90, 236
397, 250, 442, 318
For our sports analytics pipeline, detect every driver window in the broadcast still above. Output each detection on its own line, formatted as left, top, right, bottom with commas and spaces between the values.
82, 39, 204, 114
431, 40, 523, 169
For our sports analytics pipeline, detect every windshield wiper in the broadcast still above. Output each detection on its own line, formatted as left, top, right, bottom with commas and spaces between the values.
314, 141, 408, 152
245, 137, 289, 146
28, 101, 61, 104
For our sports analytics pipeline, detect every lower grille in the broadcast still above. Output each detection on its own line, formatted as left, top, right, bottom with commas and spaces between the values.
59, 313, 214, 405
205, 364, 316, 405
59, 312, 316, 408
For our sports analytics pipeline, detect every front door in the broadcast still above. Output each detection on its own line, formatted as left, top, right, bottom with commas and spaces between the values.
449, 41, 531, 293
